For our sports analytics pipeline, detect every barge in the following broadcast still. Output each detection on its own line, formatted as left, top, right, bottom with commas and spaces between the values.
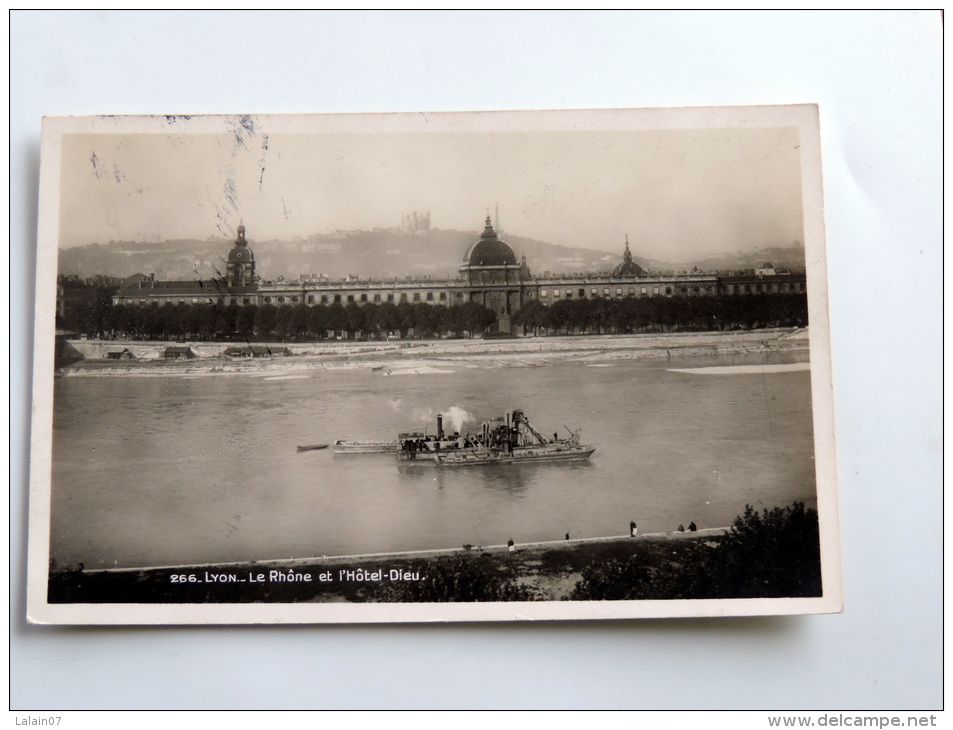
399, 409, 594, 467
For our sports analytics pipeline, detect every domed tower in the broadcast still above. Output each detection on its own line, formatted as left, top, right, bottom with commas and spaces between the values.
459, 215, 524, 334
462, 216, 519, 269
226, 223, 256, 287
612, 235, 646, 277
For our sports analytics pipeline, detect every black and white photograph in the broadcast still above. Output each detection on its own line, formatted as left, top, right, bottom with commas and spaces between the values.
29, 106, 839, 623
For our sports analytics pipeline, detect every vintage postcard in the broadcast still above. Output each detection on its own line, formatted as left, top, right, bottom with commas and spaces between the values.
27, 106, 841, 624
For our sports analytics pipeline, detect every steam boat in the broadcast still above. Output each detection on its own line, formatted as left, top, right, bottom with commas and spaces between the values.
398, 409, 594, 467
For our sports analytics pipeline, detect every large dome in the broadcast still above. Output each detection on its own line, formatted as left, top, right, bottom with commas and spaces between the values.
464, 216, 517, 266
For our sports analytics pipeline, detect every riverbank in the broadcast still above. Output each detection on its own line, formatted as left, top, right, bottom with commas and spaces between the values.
48, 529, 729, 604
62, 328, 809, 377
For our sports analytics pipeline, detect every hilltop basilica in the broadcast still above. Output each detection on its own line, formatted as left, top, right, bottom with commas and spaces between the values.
113, 216, 806, 335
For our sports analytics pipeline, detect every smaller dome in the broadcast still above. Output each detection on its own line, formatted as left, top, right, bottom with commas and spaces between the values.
228, 246, 254, 263
613, 236, 645, 277
228, 223, 254, 263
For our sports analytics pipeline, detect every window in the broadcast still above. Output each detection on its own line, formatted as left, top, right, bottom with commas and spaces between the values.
603, 288, 610, 296
641, 288, 647, 295
243, 298, 251, 305
628, 288, 635, 295
665, 287, 672, 295
307, 295, 315, 304
456, 292, 464, 299
292, 296, 300, 303
439, 291, 447, 301
615, 288, 622, 296
277, 296, 285, 303
578, 288, 586, 298
347, 294, 354, 302
681, 287, 688, 294
334, 294, 341, 303
373, 294, 381, 303
553, 289, 560, 298
387, 293, 394, 302
426, 291, 434, 301
693, 287, 700, 293
264, 297, 272, 303
230, 297, 237, 305
413, 292, 421, 302
400, 293, 407, 302
653, 287, 659, 295
565, 289, 572, 299
321, 295, 329, 304
360, 293, 367, 302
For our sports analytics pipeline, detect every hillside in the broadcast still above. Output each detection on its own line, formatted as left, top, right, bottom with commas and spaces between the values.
57, 228, 804, 282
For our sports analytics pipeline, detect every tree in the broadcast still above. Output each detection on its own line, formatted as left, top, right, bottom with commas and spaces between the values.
513, 299, 549, 336
237, 304, 257, 338
549, 299, 574, 334
254, 303, 278, 339
587, 296, 612, 335
344, 301, 366, 339
412, 302, 436, 337
326, 302, 349, 337
289, 304, 310, 340
429, 303, 449, 337
568, 298, 592, 333
197, 304, 218, 340
696, 501, 822, 599
361, 302, 380, 338
569, 501, 822, 601
396, 301, 415, 337
458, 302, 495, 336
216, 303, 239, 338
307, 304, 328, 339
374, 301, 400, 337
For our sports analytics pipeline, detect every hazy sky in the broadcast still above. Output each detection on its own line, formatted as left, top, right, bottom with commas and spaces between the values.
58, 122, 804, 262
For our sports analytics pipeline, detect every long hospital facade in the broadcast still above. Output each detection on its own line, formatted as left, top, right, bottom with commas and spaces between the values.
113, 217, 806, 334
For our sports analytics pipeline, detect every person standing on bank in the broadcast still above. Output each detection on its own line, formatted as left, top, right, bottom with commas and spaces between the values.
629, 521, 638, 537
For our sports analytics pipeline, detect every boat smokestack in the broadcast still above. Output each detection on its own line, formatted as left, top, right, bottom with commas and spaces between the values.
437, 413, 444, 440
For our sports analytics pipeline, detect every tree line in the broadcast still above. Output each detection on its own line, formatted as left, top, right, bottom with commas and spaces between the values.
514, 293, 808, 335
59, 291, 808, 341
61, 298, 498, 341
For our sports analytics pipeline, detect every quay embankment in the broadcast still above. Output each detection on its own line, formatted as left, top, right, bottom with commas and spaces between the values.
49, 529, 732, 605
60, 328, 809, 377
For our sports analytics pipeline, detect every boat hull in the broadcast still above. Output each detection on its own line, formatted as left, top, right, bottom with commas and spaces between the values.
296, 444, 329, 452
333, 440, 400, 454
433, 446, 595, 467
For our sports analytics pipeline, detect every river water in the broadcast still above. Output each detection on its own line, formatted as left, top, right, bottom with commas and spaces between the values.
50, 349, 816, 570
